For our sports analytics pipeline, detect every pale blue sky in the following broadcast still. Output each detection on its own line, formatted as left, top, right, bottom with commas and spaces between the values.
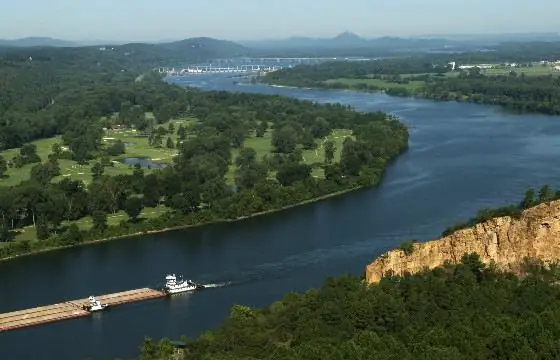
1, 0, 559, 41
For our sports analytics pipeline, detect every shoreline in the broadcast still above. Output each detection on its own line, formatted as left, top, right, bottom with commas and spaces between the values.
0, 186, 364, 263
262, 80, 559, 117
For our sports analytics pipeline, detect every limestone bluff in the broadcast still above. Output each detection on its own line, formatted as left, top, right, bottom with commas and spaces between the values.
365, 200, 560, 284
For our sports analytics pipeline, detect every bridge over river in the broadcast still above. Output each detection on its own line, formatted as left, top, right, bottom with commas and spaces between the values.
158, 64, 285, 76
158, 56, 376, 76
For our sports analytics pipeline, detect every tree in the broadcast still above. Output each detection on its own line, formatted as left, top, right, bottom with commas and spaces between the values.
166, 137, 175, 149
235, 147, 257, 168
538, 185, 552, 203
45, 158, 61, 178
276, 163, 312, 186
51, 143, 62, 157
20, 143, 41, 163
106, 140, 126, 156
30, 164, 52, 185
151, 134, 163, 148
91, 163, 104, 180
520, 188, 535, 209
176, 125, 187, 141
272, 125, 298, 154
124, 197, 143, 222
323, 140, 336, 164
36, 221, 50, 240
167, 122, 175, 133
60, 224, 83, 245
0, 155, 7, 178
139, 338, 157, 360
92, 211, 108, 232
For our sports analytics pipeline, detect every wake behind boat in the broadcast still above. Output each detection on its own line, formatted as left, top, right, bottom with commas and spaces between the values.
163, 274, 205, 295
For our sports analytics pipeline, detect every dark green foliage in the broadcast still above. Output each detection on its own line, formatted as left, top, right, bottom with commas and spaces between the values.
399, 239, 417, 255
138, 254, 560, 360
0, 44, 409, 260
420, 73, 560, 115
0, 155, 7, 178
262, 45, 560, 116
124, 197, 144, 222
441, 186, 558, 237
106, 140, 126, 156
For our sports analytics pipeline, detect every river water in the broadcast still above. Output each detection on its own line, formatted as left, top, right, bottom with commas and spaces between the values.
3, 74, 560, 360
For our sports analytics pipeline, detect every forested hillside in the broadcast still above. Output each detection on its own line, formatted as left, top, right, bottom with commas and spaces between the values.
0, 38, 251, 151
137, 253, 560, 360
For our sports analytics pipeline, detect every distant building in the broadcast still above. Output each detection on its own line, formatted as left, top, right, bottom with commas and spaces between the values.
458, 64, 494, 70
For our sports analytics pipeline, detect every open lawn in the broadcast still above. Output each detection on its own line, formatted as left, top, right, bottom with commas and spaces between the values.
0, 116, 197, 187
325, 78, 426, 91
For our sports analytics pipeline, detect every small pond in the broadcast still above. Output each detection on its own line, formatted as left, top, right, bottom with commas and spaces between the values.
120, 157, 167, 169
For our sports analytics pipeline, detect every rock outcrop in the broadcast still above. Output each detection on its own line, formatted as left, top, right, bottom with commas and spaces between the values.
365, 200, 560, 284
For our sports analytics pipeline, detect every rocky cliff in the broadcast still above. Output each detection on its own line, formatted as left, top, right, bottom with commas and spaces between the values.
365, 200, 560, 284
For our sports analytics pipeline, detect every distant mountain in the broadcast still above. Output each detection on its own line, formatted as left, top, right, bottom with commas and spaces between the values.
238, 32, 460, 51
0, 37, 253, 69
0, 37, 78, 47
99, 37, 253, 66
425, 32, 560, 44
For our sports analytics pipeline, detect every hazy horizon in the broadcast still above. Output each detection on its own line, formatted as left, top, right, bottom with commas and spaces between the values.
2, 0, 559, 42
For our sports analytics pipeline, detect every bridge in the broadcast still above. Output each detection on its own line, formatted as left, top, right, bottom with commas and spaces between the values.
158, 64, 286, 76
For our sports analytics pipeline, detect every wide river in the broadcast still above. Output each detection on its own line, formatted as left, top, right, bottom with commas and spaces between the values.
3, 74, 560, 360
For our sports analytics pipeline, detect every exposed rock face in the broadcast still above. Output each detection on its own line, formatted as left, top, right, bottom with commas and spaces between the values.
365, 201, 560, 284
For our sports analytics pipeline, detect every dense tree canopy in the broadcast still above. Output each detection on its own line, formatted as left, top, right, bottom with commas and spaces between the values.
419, 71, 560, 115
136, 253, 560, 360
0, 67, 408, 259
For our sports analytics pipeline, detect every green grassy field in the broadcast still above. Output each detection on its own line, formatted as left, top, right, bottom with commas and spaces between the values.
0, 117, 196, 187
4, 117, 353, 243
324, 78, 425, 91
229, 128, 353, 181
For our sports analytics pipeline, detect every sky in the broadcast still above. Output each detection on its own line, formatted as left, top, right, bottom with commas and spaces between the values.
1, 0, 559, 42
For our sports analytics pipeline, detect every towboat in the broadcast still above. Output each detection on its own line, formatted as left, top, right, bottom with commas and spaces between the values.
163, 274, 205, 295
82, 296, 109, 312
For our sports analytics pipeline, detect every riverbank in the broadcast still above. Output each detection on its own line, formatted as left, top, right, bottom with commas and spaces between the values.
0, 184, 369, 263
261, 75, 560, 116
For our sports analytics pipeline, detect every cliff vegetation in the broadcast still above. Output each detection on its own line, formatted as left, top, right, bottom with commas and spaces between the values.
366, 186, 560, 284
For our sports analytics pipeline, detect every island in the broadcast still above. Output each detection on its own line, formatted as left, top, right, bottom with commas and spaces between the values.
0, 43, 408, 260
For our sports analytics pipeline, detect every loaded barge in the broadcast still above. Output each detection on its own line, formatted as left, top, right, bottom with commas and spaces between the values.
0, 274, 205, 332
0, 288, 165, 332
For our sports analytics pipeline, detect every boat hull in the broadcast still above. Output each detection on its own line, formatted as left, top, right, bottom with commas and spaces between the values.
163, 284, 204, 295
84, 304, 110, 312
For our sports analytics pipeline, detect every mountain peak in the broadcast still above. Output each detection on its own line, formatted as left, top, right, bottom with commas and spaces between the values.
333, 31, 363, 41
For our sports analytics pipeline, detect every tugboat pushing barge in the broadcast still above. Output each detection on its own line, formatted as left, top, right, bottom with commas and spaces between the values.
163, 274, 205, 295
82, 296, 110, 312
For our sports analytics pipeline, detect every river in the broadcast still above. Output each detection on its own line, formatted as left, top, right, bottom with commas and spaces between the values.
2, 74, 560, 360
